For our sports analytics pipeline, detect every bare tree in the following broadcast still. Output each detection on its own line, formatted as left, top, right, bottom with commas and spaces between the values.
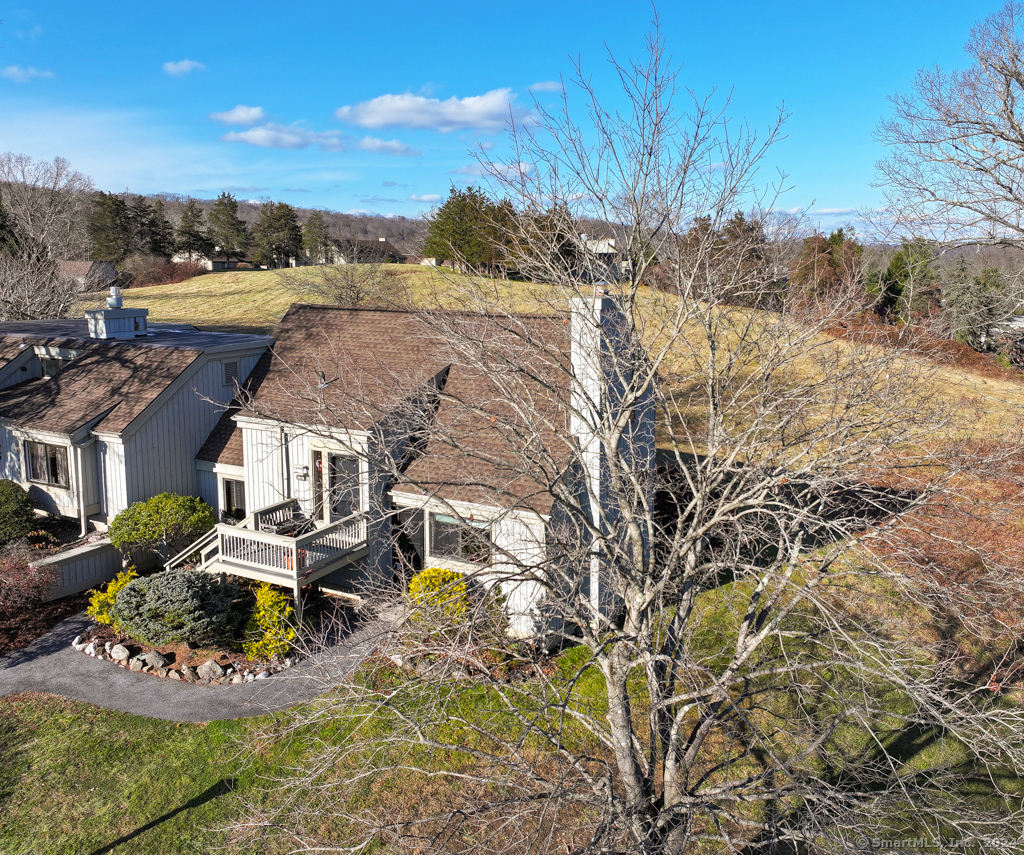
0, 153, 93, 320
230, 23, 1024, 855
876, 2, 1024, 247
278, 240, 407, 308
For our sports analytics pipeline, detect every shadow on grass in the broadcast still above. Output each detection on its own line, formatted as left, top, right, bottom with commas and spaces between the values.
0, 717, 24, 810
83, 777, 237, 855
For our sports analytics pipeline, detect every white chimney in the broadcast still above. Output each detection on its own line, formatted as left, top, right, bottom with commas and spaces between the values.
85, 286, 149, 339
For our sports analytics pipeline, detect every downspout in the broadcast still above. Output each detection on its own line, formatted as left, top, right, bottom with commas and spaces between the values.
279, 427, 291, 500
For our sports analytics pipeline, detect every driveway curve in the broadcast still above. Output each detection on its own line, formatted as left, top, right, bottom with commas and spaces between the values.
0, 610, 386, 722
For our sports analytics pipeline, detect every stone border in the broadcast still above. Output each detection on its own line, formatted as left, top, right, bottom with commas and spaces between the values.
70, 632, 295, 685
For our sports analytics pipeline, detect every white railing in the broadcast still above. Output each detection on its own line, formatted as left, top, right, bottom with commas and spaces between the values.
166, 527, 219, 571
211, 512, 367, 583
252, 498, 303, 532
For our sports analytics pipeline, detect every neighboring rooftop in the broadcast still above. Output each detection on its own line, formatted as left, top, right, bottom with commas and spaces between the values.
0, 318, 271, 356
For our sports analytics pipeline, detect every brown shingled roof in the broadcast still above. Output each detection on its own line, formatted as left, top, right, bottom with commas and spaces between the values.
0, 340, 200, 436
247, 304, 572, 515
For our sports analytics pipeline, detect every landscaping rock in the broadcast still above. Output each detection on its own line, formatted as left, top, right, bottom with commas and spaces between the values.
128, 657, 145, 672
84, 642, 97, 657
110, 644, 130, 662
168, 670, 182, 680
255, 670, 268, 680
71, 635, 84, 651
181, 665, 198, 683
155, 667, 168, 678
231, 674, 244, 684
145, 650, 170, 669
197, 659, 224, 680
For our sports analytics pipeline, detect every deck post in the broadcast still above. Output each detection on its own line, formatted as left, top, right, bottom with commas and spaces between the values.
293, 581, 303, 622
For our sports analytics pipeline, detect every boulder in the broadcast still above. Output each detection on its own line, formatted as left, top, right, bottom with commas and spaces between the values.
110, 644, 130, 662
197, 659, 225, 681
145, 650, 170, 669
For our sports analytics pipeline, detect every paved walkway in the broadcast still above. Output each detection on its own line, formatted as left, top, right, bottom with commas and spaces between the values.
0, 610, 389, 722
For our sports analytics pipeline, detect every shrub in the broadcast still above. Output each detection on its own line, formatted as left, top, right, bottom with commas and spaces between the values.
0, 480, 36, 546
242, 582, 296, 661
0, 545, 61, 613
86, 568, 138, 632
111, 568, 242, 647
108, 493, 215, 561
408, 567, 469, 620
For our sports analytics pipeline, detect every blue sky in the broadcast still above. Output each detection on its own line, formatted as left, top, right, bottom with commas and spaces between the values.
0, 1, 994, 229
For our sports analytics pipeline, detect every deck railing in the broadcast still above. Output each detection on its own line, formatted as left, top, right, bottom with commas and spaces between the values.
209, 512, 367, 584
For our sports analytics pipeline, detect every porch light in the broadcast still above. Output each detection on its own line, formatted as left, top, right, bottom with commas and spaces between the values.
296, 465, 310, 482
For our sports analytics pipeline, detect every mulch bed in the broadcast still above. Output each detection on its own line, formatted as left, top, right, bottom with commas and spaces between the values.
0, 591, 91, 658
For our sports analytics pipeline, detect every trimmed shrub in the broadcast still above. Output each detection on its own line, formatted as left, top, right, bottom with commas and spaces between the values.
0, 480, 36, 546
408, 567, 469, 620
108, 493, 215, 561
243, 582, 296, 662
111, 569, 242, 647
86, 568, 138, 632
0, 545, 61, 613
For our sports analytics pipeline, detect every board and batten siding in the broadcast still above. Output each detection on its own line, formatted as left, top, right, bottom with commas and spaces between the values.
197, 467, 219, 514
96, 439, 128, 520
34, 537, 123, 600
242, 425, 287, 512
122, 351, 262, 507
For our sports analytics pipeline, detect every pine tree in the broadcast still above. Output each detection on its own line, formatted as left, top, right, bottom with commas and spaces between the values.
126, 195, 156, 257
175, 197, 213, 262
423, 186, 503, 272
302, 210, 333, 263
251, 202, 302, 268
149, 200, 175, 258
208, 192, 250, 261
88, 192, 131, 262
944, 259, 1008, 350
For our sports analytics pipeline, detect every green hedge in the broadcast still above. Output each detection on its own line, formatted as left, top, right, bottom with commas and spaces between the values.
0, 480, 36, 546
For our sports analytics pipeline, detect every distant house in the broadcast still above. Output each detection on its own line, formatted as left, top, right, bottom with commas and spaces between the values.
0, 288, 271, 535
57, 260, 119, 289
170, 251, 251, 272
179, 295, 654, 634
331, 238, 408, 265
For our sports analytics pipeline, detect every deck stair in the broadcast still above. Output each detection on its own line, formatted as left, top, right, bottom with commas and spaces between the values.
167, 499, 368, 614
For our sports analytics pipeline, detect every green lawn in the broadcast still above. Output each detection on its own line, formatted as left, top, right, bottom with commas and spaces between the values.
0, 693, 263, 855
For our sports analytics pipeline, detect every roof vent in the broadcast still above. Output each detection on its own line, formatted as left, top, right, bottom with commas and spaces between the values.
85, 286, 149, 340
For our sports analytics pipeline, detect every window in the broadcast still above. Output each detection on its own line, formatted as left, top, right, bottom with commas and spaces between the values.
25, 441, 69, 488
429, 513, 491, 564
222, 478, 245, 521
222, 360, 239, 386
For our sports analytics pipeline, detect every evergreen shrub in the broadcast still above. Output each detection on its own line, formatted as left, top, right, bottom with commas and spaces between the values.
242, 582, 296, 661
86, 568, 138, 632
111, 569, 242, 647
0, 480, 36, 546
408, 567, 469, 620
108, 493, 215, 560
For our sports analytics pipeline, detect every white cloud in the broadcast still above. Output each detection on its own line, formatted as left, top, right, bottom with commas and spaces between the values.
450, 163, 486, 176
449, 161, 531, 179
1, 65, 53, 83
529, 80, 561, 92
210, 104, 266, 125
221, 123, 345, 151
356, 136, 421, 157
813, 207, 858, 216
408, 194, 441, 203
282, 187, 310, 193
223, 185, 268, 193
335, 88, 528, 133
478, 141, 495, 151
163, 59, 206, 77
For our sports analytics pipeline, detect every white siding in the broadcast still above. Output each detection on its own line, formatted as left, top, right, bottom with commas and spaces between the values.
96, 439, 127, 519
197, 467, 219, 513
242, 426, 287, 512
122, 351, 262, 506
0, 425, 22, 481
492, 512, 549, 638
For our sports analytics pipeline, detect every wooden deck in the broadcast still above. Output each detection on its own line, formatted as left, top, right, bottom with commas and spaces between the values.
168, 499, 369, 613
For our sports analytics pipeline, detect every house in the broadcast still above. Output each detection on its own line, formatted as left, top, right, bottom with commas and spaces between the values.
0, 288, 271, 536
179, 294, 654, 635
57, 260, 119, 289
331, 238, 407, 265
170, 251, 252, 272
